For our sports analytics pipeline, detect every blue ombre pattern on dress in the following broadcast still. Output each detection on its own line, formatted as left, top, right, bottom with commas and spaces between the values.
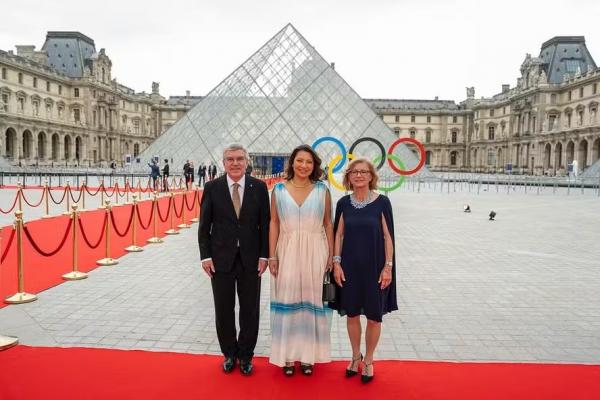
269, 181, 332, 366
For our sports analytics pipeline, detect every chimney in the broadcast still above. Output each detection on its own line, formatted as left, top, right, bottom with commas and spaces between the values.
434, 96, 439, 100
186, 90, 190, 98
502, 84, 510, 93
330, 62, 335, 70
15, 45, 35, 59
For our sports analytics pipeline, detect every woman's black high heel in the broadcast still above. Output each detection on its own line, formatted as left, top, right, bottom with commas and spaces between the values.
361, 361, 374, 384
345, 353, 363, 377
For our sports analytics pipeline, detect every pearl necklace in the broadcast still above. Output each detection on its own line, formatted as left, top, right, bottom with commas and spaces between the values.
350, 191, 372, 209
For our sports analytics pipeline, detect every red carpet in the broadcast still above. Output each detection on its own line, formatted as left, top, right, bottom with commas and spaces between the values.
0, 346, 598, 400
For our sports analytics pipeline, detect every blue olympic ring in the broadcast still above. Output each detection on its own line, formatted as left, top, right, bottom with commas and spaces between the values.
311, 136, 347, 173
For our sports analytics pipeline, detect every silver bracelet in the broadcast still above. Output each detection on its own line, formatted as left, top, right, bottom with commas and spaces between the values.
332, 255, 341, 263
268, 257, 278, 261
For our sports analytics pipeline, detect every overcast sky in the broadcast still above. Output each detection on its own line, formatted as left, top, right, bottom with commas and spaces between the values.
1, 0, 599, 102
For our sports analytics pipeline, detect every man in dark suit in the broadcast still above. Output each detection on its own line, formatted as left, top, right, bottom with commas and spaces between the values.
198, 143, 270, 376
162, 159, 170, 192
198, 163, 207, 187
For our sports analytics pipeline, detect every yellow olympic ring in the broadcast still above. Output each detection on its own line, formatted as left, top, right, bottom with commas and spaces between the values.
327, 154, 354, 190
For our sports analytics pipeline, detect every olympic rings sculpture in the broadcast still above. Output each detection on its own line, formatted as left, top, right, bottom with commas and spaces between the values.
311, 136, 426, 192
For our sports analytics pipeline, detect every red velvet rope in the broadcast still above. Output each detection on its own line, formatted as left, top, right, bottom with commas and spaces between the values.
0, 192, 20, 214
78, 213, 108, 249
104, 185, 116, 198
156, 197, 171, 223
23, 219, 73, 257
173, 195, 183, 218
68, 187, 84, 203
20, 189, 45, 208
109, 206, 135, 237
136, 203, 154, 230
48, 187, 68, 204
84, 184, 102, 196
184, 192, 195, 211
1, 228, 16, 262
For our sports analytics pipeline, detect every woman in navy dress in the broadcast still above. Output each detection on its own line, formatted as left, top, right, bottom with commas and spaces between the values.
330, 158, 397, 384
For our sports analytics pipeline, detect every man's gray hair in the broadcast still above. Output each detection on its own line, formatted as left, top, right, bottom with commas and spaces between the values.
222, 143, 249, 160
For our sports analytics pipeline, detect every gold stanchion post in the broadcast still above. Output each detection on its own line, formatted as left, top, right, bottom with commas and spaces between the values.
62, 183, 71, 215
165, 193, 179, 235
96, 200, 118, 266
0, 230, 19, 350
147, 192, 163, 244
114, 183, 120, 206
177, 192, 190, 229
16, 182, 23, 212
80, 181, 88, 212
99, 180, 106, 209
62, 204, 88, 280
42, 180, 52, 218
125, 179, 132, 204
190, 188, 199, 223
125, 195, 143, 252
5, 210, 38, 304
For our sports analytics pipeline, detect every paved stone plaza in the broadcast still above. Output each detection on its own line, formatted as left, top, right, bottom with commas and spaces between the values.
1, 188, 599, 364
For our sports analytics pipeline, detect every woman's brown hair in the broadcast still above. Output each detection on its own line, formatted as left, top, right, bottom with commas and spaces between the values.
285, 144, 324, 182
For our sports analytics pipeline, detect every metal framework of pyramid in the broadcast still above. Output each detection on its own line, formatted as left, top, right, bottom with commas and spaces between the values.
140, 24, 429, 177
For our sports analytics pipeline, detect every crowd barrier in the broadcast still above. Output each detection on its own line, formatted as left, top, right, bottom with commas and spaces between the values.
0, 176, 192, 218
0, 189, 202, 308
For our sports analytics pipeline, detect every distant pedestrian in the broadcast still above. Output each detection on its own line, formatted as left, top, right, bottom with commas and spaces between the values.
198, 163, 207, 187
148, 160, 160, 192
162, 159, 170, 192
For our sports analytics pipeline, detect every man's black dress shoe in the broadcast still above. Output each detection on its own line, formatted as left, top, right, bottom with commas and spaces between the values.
223, 356, 236, 373
240, 359, 253, 376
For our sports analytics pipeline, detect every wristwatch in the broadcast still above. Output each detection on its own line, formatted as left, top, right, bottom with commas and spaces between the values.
385, 261, 393, 267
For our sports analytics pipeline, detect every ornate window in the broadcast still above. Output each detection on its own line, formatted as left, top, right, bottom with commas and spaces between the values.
488, 126, 495, 140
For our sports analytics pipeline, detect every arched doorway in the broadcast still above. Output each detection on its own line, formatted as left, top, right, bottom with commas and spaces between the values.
64, 135, 72, 160
37, 131, 47, 160
544, 143, 552, 170
566, 141, 575, 165
75, 136, 82, 162
554, 142, 563, 172
51, 133, 60, 161
592, 138, 600, 164
5, 128, 16, 159
578, 140, 588, 170
22, 130, 33, 159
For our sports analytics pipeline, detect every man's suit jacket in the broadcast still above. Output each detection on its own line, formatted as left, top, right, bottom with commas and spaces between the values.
198, 175, 270, 272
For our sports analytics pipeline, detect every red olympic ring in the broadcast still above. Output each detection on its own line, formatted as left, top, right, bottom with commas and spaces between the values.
387, 137, 426, 175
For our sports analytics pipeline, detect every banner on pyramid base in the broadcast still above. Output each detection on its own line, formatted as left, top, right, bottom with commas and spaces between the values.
311, 136, 426, 192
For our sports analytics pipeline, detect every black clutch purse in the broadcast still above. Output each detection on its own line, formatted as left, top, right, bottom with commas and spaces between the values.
322, 271, 336, 303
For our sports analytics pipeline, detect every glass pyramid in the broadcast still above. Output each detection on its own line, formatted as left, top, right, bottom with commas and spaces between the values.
140, 24, 431, 178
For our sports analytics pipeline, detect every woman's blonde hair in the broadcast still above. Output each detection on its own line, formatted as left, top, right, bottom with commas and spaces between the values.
342, 158, 379, 191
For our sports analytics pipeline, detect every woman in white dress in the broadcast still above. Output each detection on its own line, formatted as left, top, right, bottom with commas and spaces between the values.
268, 144, 334, 376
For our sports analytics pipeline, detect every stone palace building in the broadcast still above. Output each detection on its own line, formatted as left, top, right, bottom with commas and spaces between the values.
1, 32, 599, 174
